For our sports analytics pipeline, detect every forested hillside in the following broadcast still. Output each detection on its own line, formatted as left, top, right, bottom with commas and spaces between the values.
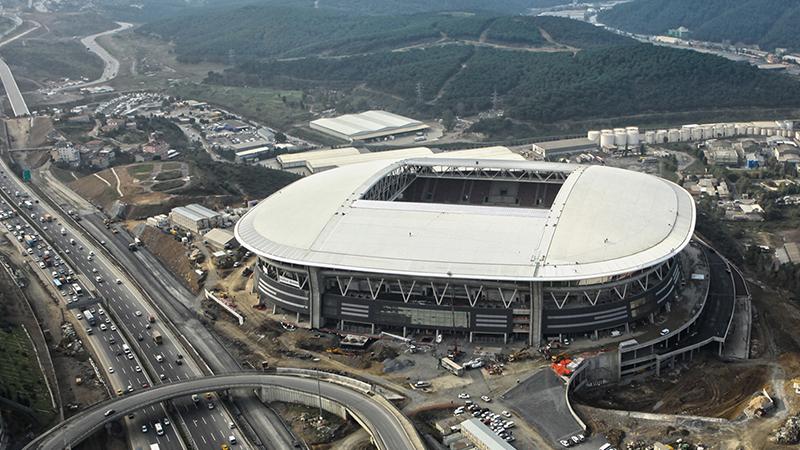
599, 0, 800, 50
101, 0, 564, 21
210, 44, 800, 123
139, 8, 631, 63
141, 2, 800, 130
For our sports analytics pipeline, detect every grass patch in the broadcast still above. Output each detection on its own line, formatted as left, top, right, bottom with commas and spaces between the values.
154, 169, 182, 181
168, 82, 311, 129
126, 163, 154, 180
162, 162, 182, 170
152, 179, 186, 191
2, 40, 103, 82
54, 121, 95, 143
0, 326, 52, 413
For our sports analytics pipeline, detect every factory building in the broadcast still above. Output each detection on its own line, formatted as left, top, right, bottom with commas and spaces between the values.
531, 138, 599, 160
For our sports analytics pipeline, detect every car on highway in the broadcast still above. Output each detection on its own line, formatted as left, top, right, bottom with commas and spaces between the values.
104, 409, 115, 417
76, 313, 83, 320
92, 268, 98, 273
135, 366, 141, 372
95, 276, 102, 283
110, 325, 116, 331
127, 413, 135, 419
156, 354, 163, 362
163, 417, 170, 426
107, 366, 114, 374
135, 310, 142, 317
116, 389, 123, 396
126, 353, 134, 360
660, 328, 670, 336
141, 424, 148, 433
116, 278, 122, 284
100, 324, 107, 331
560, 439, 571, 447
208, 402, 215, 410
159, 373, 166, 380
501, 410, 512, 418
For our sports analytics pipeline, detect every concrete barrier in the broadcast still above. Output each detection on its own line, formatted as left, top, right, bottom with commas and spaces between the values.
565, 362, 588, 431
205, 289, 244, 325
276, 367, 373, 394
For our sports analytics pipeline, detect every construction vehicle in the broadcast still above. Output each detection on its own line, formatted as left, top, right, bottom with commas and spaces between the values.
152, 330, 163, 345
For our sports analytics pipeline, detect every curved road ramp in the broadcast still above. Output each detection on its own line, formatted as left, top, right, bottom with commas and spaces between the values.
24, 373, 424, 450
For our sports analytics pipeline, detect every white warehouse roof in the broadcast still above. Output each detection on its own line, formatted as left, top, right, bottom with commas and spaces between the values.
310, 110, 428, 140
235, 158, 695, 281
277, 147, 362, 168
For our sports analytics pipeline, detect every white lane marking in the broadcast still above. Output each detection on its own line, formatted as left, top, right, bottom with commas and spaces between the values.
200, 435, 207, 444
201, 416, 207, 425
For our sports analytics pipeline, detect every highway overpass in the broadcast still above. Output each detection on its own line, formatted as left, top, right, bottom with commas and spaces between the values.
24, 373, 424, 450
0, 57, 29, 117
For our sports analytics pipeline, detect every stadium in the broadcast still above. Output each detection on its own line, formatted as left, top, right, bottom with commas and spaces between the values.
235, 157, 696, 346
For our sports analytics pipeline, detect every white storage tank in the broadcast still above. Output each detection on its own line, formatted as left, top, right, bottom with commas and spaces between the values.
711, 125, 722, 138
746, 126, 754, 135
668, 129, 680, 142
735, 124, 747, 135
614, 129, 627, 147
587, 130, 601, 144
600, 130, 615, 148
626, 127, 640, 146
724, 124, 735, 137
753, 126, 761, 135
644, 130, 656, 144
701, 125, 714, 139
655, 129, 667, 143
766, 128, 774, 136
691, 126, 703, 141
680, 127, 691, 141
795, 131, 800, 140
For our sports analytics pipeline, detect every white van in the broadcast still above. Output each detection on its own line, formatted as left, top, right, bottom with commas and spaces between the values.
155, 422, 164, 435
122, 343, 130, 354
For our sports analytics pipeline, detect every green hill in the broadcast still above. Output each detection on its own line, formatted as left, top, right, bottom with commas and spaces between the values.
599, 0, 800, 51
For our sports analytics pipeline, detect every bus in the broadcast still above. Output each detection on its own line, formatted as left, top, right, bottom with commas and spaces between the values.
72, 283, 83, 296
83, 310, 96, 326
439, 357, 464, 376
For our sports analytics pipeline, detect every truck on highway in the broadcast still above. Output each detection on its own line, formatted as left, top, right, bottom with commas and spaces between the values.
135, 237, 142, 246
24, 234, 37, 247
150, 444, 161, 450
23, 200, 32, 209
152, 330, 162, 345
122, 343, 130, 354
60, 228, 67, 236
83, 310, 96, 326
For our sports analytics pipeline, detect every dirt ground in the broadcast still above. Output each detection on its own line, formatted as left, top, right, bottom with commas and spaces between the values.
575, 354, 769, 419
4, 117, 54, 150
138, 225, 200, 292
268, 402, 355, 447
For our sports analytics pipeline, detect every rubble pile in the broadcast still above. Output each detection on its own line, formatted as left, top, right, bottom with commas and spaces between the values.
771, 415, 800, 445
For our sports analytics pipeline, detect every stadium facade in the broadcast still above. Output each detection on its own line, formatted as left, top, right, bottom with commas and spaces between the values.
235, 158, 696, 346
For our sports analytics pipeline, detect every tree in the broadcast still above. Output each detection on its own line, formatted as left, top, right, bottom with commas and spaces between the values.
441, 110, 456, 131
275, 132, 287, 143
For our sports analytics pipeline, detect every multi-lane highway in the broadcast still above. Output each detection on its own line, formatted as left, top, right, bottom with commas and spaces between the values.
25, 373, 422, 450
0, 162, 244, 449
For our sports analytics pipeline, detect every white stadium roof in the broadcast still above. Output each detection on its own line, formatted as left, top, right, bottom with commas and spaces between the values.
236, 158, 695, 281
310, 110, 428, 140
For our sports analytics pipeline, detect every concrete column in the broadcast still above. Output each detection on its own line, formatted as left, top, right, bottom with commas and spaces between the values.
469, 332, 473, 343
503, 333, 507, 344
594, 330, 599, 340
296, 312, 300, 323
403, 326, 407, 338
625, 323, 630, 333
340, 320, 345, 331
530, 282, 543, 348
371, 324, 375, 334
307, 266, 324, 328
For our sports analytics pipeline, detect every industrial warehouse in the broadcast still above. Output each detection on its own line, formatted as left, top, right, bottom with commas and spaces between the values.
235, 157, 696, 346
309, 110, 429, 142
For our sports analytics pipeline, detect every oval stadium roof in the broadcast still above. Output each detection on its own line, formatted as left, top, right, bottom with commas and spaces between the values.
235, 158, 696, 281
